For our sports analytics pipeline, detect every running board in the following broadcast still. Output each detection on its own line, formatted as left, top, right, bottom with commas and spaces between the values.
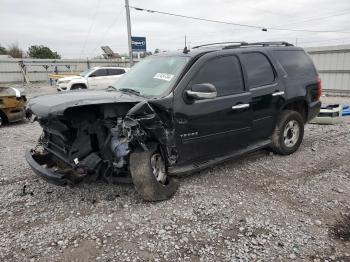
168, 139, 271, 176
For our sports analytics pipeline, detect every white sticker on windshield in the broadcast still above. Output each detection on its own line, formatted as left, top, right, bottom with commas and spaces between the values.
153, 73, 174, 82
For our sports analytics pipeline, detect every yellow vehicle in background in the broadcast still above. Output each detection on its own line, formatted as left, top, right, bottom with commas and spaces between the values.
0, 87, 27, 127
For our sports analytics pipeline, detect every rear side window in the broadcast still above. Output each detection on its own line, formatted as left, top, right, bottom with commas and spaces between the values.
273, 50, 316, 78
191, 56, 244, 96
108, 68, 125, 75
92, 69, 108, 77
241, 53, 275, 88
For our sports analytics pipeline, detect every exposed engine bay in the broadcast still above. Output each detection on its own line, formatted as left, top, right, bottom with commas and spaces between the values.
28, 101, 177, 185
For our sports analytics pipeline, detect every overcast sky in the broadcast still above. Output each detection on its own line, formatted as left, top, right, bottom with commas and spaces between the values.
1, 0, 350, 58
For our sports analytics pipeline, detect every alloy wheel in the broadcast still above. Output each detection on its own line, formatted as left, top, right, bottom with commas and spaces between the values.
283, 120, 300, 148
150, 153, 167, 185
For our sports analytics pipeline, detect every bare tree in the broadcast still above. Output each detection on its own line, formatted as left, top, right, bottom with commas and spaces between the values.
0, 44, 7, 55
7, 43, 24, 58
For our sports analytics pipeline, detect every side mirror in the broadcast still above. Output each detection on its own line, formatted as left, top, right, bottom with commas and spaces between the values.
185, 83, 217, 100
89, 74, 96, 78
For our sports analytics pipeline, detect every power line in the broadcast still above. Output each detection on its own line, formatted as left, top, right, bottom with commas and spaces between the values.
299, 37, 350, 44
129, 5, 350, 34
89, 8, 124, 57
241, 5, 295, 18
130, 6, 262, 29
80, 0, 102, 58
276, 9, 350, 27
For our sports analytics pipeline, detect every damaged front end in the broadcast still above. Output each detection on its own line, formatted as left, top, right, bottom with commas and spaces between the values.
26, 98, 177, 186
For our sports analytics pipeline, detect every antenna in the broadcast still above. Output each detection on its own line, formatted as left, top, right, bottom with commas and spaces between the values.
183, 34, 189, 53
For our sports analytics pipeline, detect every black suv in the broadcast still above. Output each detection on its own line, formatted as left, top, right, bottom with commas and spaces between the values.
26, 41, 321, 201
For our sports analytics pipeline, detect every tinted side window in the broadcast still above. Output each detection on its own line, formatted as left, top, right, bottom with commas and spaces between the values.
191, 56, 244, 96
92, 69, 108, 77
273, 50, 316, 77
108, 68, 125, 75
241, 53, 275, 88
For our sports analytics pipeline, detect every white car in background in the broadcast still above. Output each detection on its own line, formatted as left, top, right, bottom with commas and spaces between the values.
56, 67, 128, 91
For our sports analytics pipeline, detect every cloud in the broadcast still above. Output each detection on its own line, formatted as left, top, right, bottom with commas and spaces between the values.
1, 0, 349, 58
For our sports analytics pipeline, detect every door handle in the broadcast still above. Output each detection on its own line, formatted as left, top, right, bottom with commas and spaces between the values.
232, 103, 250, 110
272, 91, 285, 96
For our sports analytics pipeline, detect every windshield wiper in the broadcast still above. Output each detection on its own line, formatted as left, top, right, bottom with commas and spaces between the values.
118, 88, 143, 97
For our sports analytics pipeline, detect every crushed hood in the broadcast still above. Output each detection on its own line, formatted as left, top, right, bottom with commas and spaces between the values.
28, 90, 144, 118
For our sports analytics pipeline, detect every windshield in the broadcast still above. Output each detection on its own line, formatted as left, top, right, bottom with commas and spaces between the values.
112, 56, 190, 97
80, 68, 95, 77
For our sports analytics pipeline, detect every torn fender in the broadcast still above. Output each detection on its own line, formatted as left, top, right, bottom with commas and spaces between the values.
122, 101, 178, 165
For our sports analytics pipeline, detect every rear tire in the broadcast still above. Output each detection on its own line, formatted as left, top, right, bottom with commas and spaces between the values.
0, 115, 2, 127
129, 143, 179, 201
271, 110, 304, 155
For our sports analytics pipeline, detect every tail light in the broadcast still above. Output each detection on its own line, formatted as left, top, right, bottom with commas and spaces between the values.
317, 76, 322, 100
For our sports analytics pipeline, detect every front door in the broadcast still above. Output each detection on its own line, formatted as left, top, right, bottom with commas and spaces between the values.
173, 53, 253, 165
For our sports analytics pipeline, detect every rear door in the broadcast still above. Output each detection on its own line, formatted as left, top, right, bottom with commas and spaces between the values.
87, 68, 109, 89
173, 53, 253, 164
272, 49, 319, 100
239, 52, 284, 141
107, 68, 126, 85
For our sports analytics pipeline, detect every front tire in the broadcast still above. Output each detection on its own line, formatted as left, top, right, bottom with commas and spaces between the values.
129, 144, 179, 201
71, 84, 86, 90
271, 110, 304, 155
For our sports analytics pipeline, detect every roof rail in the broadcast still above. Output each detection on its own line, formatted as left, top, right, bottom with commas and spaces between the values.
222, 44, 248, 50
192, 41, 294, 50
192, 42, 248, 49
246, 41, 294, 47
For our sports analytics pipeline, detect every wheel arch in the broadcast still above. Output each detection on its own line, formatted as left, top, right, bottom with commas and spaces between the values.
280, 98, 308, 123
0, 109, 9, 124
71, 83, 87, 90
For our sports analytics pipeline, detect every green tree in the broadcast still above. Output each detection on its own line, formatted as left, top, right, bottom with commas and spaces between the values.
7, 43, 24, 58
0, 44, 7, 55
27, 45, 61, 59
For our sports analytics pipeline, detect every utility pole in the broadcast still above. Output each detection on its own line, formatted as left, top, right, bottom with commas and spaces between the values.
125, 0, 133, 66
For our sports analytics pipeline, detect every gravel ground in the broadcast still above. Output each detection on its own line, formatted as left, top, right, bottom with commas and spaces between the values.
0, 85, 350, 261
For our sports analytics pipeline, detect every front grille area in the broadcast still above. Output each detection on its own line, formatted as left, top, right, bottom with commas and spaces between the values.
42, 130, 73, 164
48, 134, 68, 154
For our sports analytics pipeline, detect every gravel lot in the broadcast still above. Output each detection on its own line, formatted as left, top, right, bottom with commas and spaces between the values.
0, 85, 350, 261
